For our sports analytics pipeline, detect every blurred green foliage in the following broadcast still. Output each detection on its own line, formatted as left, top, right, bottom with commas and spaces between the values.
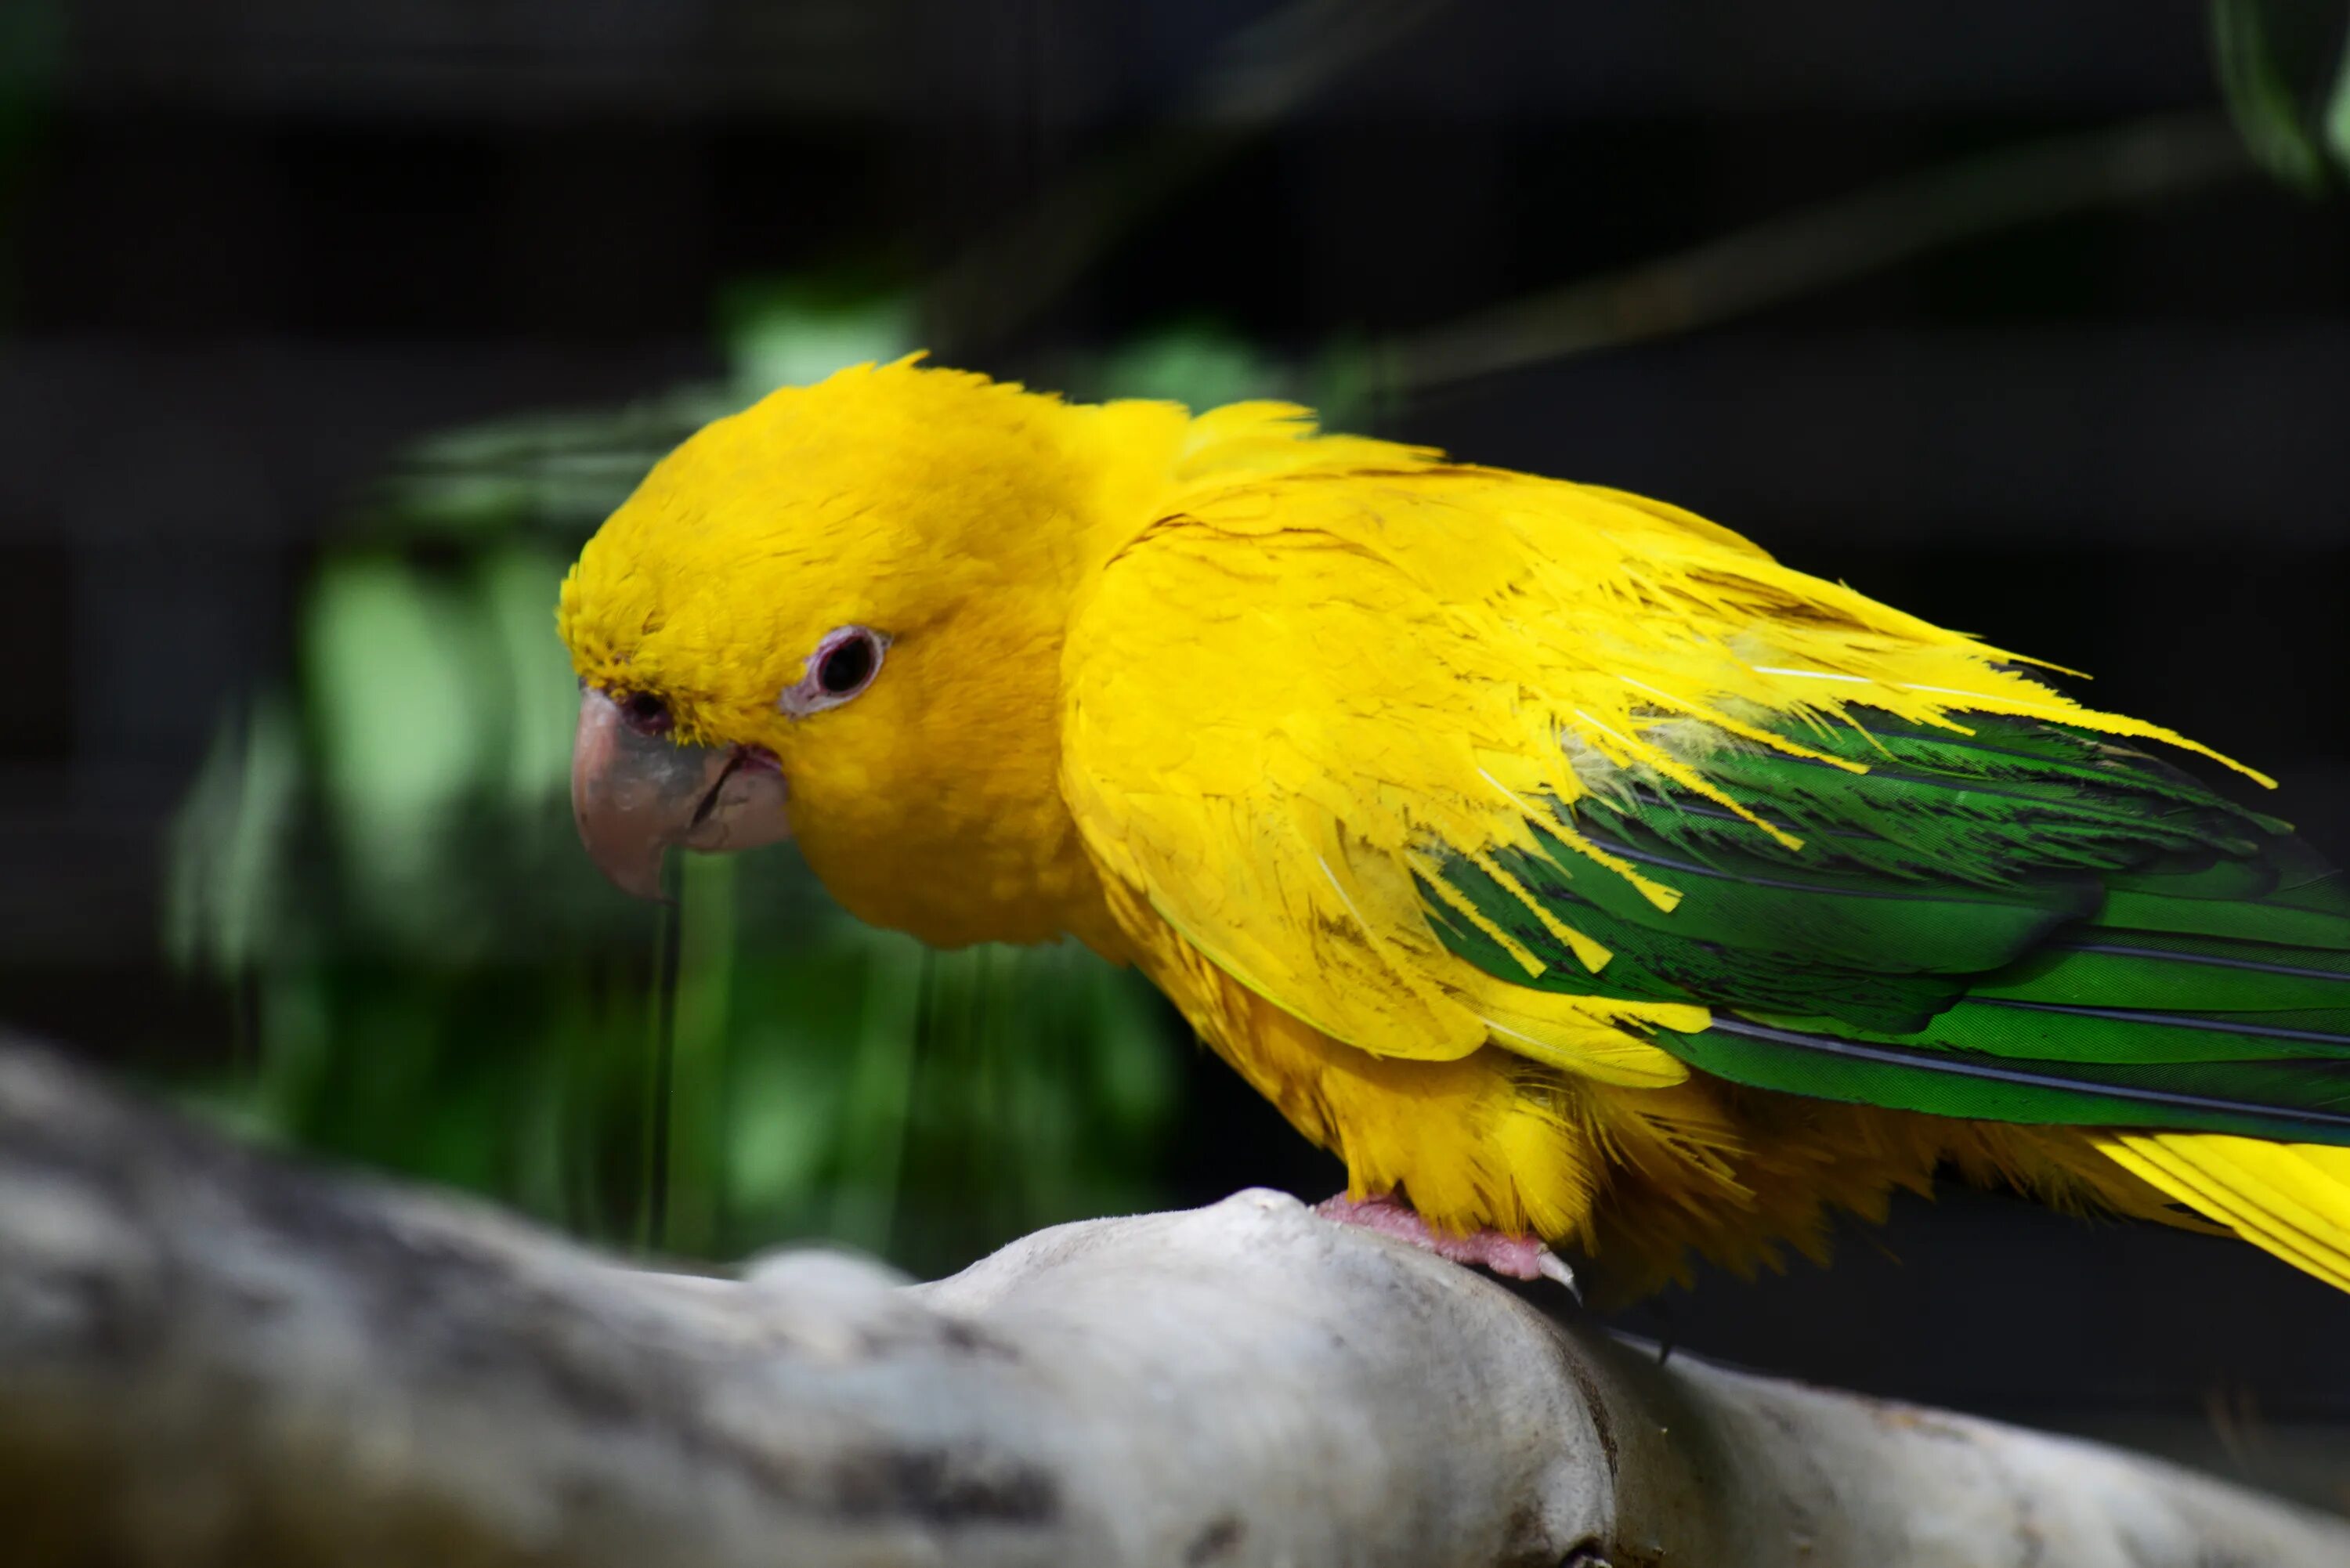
1094, 320, 1288, 411
166, 287, 1183, 1274
2211, 0, 2350, 191
1078, 317, 1383, 430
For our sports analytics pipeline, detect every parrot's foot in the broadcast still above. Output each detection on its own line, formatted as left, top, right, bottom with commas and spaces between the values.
1313, 1193, 1578, 1296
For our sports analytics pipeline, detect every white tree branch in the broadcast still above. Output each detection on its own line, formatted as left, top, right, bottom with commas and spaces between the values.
0, 1039, 2341, 1568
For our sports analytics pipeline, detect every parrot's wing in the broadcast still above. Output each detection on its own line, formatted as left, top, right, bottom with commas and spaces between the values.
1065, 470, 2350, 1139
1061, 478, 1705, 1088
1427, 703, 2350, 1144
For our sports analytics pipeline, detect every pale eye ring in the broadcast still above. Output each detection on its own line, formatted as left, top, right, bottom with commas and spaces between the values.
779, 625, 890, 717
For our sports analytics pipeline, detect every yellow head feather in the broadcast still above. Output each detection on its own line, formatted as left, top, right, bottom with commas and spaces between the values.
558, 358, 1191, 945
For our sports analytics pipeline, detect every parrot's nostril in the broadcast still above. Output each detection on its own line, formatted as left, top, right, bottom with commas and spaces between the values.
618, 691, 673, 735
573, 687, 790, 898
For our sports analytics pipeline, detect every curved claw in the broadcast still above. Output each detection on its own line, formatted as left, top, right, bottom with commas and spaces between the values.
1314, 1193, 1580, 1299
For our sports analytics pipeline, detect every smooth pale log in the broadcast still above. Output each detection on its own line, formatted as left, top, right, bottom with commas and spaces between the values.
0, 1039, 2342, 1568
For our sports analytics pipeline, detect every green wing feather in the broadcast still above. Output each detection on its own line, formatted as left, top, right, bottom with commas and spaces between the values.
1422, 710, 2350, 1143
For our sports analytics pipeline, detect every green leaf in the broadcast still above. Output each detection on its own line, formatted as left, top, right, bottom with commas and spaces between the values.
718, 276, 916, 395
2211, 0, 2345, 193
475, 544, 583, 807
1096, 320, 1288, 411
374, 391, 744, 543
164, 696, 303, 977
2326, 17, 2350, 176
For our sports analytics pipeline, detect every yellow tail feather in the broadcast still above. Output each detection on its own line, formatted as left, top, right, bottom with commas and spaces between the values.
2097, 1133, 2350, 1293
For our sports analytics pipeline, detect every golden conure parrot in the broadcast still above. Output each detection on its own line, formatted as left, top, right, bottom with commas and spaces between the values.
558, 357, 2350, 1298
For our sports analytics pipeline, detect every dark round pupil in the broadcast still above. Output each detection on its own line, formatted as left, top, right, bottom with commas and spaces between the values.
818, 634, 875, 695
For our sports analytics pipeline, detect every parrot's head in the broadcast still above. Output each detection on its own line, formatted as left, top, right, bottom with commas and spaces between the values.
556, 358, 1175, 945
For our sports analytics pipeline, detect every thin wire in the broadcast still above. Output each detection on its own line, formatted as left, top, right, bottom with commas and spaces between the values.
642, 853, 683, 1255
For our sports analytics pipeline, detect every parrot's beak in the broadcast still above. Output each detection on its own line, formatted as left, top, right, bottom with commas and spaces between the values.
570, 686, 792, 901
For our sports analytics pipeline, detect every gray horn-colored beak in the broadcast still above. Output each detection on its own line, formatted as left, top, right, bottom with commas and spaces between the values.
570, 687, 792, 901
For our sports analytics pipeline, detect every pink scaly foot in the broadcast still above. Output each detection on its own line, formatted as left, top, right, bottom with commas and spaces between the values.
1314, 1193, 1579, 1297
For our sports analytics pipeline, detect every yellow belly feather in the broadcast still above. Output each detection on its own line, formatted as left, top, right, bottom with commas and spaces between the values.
1121, 898, 2211, 1299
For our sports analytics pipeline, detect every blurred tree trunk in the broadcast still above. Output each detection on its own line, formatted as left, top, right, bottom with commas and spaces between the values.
0, 1037, 2342, 1568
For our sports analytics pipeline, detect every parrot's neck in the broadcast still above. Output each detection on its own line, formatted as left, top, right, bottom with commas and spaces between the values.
785, 398, 1189, 958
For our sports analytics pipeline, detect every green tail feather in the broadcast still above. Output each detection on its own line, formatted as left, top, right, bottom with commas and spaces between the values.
1425, 707, 2350, 1143
1661, 1018, 2350, 1142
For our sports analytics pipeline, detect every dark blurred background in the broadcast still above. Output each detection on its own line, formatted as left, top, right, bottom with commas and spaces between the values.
3, 0, 2348, 1511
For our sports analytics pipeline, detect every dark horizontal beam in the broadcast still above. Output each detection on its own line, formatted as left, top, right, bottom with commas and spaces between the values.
52, 0, 2216, 123
0, 336, 718, 545
2, 326, 2342, 547
1406, 323, 2350, 544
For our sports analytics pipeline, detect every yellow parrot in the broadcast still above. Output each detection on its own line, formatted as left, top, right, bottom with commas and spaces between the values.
559, 357, 2350, 1297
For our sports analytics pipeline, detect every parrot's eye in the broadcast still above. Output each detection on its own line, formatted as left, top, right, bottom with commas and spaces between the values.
618, 691, 673, 735
779, 625, 889, 717
818, 634, 877, 694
